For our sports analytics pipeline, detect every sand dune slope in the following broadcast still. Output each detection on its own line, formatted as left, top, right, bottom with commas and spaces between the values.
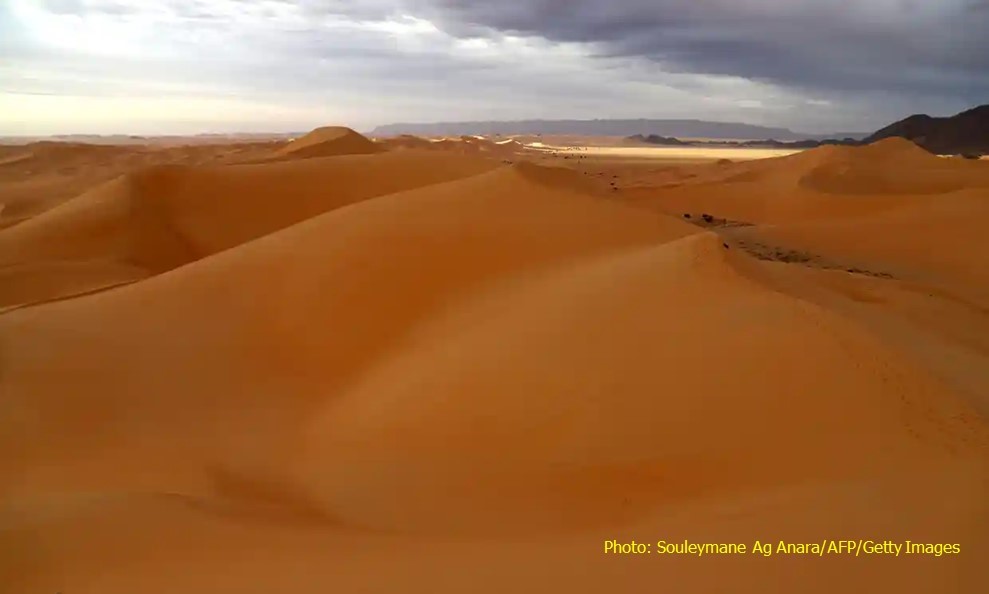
624, 138, 989, 224
271, 126, 382, 160
290, 232, 982, 535
0, 163, 696, 496
0, 141, 289, 230
0, 143, 138, 226
0, 151, 498, 307
794, 139, 987, 195
732, 190, 989, 302
17, 142, 133, 166
375, 134, 435, 150
1, 159, 986, 593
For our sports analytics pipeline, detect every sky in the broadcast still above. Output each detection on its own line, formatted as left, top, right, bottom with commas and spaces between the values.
1, 0, 987, 135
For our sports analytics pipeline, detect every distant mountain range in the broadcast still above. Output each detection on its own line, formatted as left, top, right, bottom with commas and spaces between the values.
369, 119, 868, 142
628, 134, 862, 150
863, 104, 989, 156
627, 104, 989, 155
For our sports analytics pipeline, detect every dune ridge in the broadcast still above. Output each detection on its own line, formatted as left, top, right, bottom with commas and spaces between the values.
0, 140, 289, 230
272, 126, 382, 160
0, 150, 499, 307
620, 137, 989, 223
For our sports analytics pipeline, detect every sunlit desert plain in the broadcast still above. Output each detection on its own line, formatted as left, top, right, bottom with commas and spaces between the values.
1, 127, 988, 593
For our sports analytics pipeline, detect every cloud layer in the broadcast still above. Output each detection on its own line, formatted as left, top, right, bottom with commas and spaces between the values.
422, 1, 989, 95
2, 0, 986, 134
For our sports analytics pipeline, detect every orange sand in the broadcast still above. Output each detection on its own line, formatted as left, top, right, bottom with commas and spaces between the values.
0, 129, 987, 593
619, 138, 989, 223
0, 150, 497, 307
271, 126, 383, 160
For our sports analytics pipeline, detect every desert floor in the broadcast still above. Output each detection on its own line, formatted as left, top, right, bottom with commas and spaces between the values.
1, 128, 988, 593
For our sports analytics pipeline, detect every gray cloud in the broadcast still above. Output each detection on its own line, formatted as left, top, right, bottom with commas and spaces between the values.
2, 0, 986, 135
415, 0, 989, 102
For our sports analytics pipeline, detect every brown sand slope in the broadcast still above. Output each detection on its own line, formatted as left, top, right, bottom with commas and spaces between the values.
0, 261, 147, 311
0, 150, 498, 308
0, 162, 698, 496
0, 141, 286, 229
794, 138, 988, 195
290, 232, 980, 535
376, 134, 435, 150
272, 126, 382, 160
0, 150, 33, 167
1, 157, 987, 593
0, 143, 138, 226
664, 140, 989, 307
730, 191, 989, 299
622, 138, 989, 224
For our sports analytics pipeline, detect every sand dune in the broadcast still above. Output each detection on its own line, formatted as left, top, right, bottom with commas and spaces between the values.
618, 137, 989, 310
376, 133, 435, 150
1, 132, 987, 593
621, 138, 989, 225
0, 151, 33, 167
0, 160, 696, 498
271, 126, 382, 160
289, 231, 979, 535
730, 190, 989, 302
0, 150, 498, 307
0, 140, 286, 230
794, 139, 988, 195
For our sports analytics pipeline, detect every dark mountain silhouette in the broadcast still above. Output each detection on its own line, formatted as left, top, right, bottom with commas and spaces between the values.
863, 105, 989, 156
629, 135, 862, 149
627, 134, 691, 146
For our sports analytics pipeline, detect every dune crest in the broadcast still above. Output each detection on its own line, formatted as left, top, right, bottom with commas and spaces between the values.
273, 126, 382, 159
795, 138, 986, 195
0, 150, 498, 307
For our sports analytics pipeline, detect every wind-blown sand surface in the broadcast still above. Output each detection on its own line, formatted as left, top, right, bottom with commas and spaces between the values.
1, 129, 987, 593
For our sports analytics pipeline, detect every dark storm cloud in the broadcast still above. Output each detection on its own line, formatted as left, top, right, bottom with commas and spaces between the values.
26, 1, 989, 102
414, 0, 989, 101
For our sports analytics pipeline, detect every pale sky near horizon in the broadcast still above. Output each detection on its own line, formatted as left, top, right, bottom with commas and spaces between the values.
2, 0, 987, 136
